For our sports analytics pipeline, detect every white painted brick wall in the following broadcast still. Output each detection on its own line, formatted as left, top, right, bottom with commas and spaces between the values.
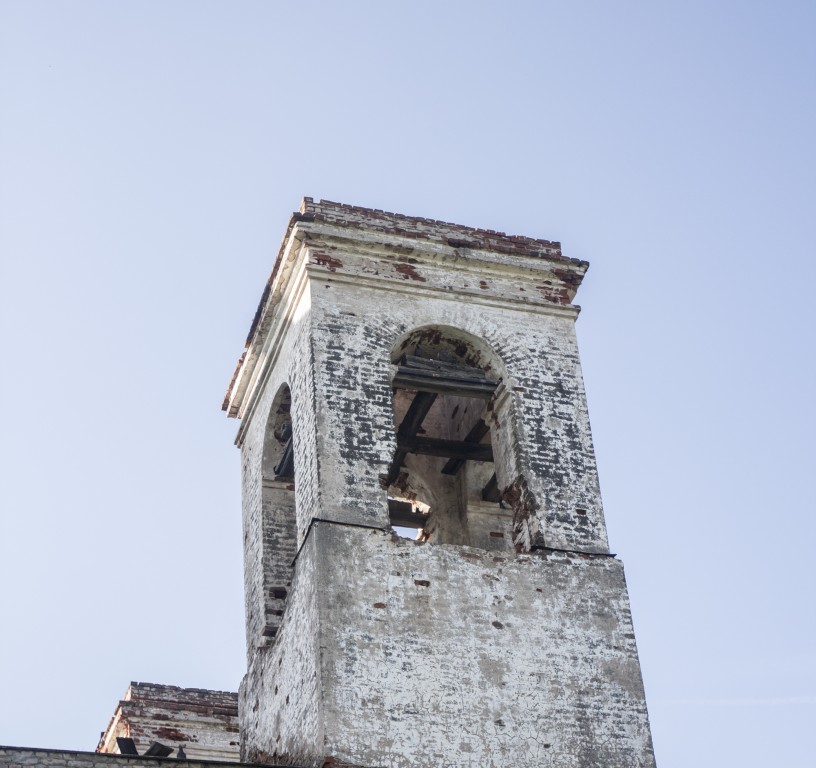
228, 200, 656, 768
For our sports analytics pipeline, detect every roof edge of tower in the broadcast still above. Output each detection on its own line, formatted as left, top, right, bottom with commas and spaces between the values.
223, 198, 588, 419
297, 197, 576, 262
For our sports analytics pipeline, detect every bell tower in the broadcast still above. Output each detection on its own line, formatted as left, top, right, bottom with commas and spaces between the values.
223, 199, 657, 768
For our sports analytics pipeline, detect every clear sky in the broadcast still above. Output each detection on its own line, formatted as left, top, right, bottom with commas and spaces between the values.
1, 2, 814, 766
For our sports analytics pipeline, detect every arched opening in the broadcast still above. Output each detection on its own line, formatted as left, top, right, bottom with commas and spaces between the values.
384, 327, 518, 551
258, 384, 297, 643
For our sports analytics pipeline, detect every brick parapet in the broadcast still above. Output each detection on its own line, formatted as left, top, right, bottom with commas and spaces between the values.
117, 682, 238, 716
296, 198, 569, 261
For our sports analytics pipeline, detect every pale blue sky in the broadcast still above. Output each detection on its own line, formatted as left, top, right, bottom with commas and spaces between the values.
1, 2, 814, 766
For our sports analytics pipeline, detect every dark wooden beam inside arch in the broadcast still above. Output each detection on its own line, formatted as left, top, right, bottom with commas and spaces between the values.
392, 369, 497, 399
392, 356, 499, 400
397, 435, 494, 463
385, 390, 437, 486
441, 419, 491, 475
385, 356, 498, 486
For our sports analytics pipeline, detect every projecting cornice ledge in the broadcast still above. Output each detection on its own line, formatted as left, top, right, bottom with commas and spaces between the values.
223, 198, 586, 420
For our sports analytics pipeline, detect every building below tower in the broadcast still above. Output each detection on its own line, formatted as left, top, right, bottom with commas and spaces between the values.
96, 682, 240, 762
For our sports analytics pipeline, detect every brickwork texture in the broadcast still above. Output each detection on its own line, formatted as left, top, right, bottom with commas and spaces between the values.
224, 200, 657, 768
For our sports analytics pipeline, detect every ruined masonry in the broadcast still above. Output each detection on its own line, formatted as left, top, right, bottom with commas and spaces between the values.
96, 683, 240, 761
222, 199, 658, 768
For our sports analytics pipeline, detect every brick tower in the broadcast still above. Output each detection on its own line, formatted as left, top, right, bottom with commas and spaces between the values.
223, 199, 656, 768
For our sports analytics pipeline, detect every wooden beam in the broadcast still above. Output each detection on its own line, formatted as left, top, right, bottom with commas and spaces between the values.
392, 369, 497, 399
384, 391, 437, 486
401, 355, 493, 379
397, 435, 494, 462
441, 419, 491, 475
398, 391, 437, 438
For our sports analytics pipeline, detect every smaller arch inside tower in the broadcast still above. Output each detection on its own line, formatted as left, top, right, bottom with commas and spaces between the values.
385, 327, 515, 551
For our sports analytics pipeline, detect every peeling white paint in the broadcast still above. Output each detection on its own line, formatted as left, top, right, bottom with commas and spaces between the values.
232, 200, 657, 768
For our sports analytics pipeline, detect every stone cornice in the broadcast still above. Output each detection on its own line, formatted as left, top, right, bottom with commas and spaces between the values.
224, 199, 587, 423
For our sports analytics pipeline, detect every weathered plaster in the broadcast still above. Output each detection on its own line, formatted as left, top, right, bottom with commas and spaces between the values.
227, 200, 656, 768
96, 683, 239, 762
